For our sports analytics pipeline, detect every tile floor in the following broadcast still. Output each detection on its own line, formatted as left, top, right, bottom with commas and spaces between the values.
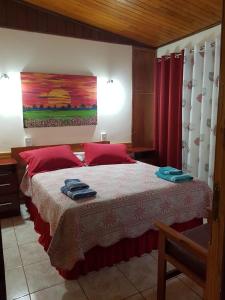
1, 205, 203, 300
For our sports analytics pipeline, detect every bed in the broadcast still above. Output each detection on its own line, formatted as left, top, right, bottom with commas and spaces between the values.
12, 144, 211, 279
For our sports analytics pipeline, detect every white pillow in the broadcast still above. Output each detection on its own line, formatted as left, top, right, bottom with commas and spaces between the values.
74, 152, 85, 162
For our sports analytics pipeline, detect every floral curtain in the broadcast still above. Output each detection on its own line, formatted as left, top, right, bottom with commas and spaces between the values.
182, 37, 221, 188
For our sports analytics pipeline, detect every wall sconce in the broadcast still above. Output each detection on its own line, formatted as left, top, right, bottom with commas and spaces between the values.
0, 73, 9, 80
107, 79, 113, 84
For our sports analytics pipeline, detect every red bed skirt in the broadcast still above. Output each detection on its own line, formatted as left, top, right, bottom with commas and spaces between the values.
25, 198, 202, 280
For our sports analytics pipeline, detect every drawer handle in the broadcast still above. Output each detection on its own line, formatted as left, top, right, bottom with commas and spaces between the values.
0, 183, 11, 187
0, 173, 10, 177
0, 202, 13, 207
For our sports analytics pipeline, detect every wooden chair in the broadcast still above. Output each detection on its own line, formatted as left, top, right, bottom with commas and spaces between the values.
155, 220, 210, 300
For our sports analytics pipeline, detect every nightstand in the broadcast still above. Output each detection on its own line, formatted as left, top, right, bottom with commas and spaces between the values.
127, 146, 158, 165
0, 158, 20, 218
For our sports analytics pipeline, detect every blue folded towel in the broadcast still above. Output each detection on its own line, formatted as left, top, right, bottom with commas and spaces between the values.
155, 171, 193, 183
64, 179, 89, 191
61, 185, 97, 200
158, 166, 183, 175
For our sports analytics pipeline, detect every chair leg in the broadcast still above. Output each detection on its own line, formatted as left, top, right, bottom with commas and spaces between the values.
157, 232, 167, 300
202, 288, 207, 300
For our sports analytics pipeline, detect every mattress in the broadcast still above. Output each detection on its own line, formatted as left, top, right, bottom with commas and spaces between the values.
20, 162, 211, 270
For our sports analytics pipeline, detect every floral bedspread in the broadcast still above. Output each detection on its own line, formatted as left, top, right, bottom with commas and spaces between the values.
21, 162, 211, 270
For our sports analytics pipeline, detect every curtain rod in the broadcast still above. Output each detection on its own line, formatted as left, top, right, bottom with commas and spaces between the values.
190, 41, 215, 52
159, 41, 216, 59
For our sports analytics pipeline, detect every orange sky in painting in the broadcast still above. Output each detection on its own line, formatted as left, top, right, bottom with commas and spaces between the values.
21, 72, 97, 108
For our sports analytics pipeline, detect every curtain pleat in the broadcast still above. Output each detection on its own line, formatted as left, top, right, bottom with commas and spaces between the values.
182, 37, 221, 188
208, 37, 221, 188
198, 42, 214, 181
187, 45, 204, 176
154, 53, 184, 168
167, 53, 183, 168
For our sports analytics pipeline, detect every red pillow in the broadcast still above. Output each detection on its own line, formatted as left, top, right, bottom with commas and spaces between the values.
20, 145, 83, 177
84, 143, 136, 166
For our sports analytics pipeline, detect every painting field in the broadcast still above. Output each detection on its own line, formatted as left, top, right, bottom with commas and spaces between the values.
23, 109, 97, 127
21, 72, 97, 128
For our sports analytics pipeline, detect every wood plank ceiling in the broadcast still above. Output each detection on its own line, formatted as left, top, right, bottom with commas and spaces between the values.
23, 0, 222, 47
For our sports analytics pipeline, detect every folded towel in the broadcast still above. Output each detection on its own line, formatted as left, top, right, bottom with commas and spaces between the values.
64, 179, 89, 191
61, 185, 97, 200
155, 171, 193, 183
158, 166, 183, 175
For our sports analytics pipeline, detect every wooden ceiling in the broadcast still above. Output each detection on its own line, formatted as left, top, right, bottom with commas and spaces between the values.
23, 0, 222, 47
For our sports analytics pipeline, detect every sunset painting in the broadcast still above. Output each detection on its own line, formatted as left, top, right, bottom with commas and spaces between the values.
20, 72, 97, 128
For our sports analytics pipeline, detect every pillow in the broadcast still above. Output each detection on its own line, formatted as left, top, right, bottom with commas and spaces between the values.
20, 145, 83, 177
84, 143, 136, 166
73, 151, 85, 162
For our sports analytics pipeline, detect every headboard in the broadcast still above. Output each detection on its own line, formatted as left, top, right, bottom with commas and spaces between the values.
11, 141, 110, 185
11, 141, 110, 165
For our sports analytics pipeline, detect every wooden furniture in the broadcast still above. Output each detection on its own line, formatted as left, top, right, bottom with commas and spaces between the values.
11, 142, 206, 280
0, 221, 6, 300
132, 47, 155, 148
11, 141, 110, 187
0, 158, 20, 218
155, 221, 209, 300
127, 146, 158, 165
206, 2, 225, 299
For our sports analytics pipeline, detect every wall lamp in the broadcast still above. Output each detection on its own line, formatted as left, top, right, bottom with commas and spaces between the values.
107, 79, 113, 84
0, 73, 9, 80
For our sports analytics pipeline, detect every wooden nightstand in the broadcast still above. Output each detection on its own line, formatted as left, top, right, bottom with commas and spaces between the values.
0, 158, 20, 218
127, 146, 158, 165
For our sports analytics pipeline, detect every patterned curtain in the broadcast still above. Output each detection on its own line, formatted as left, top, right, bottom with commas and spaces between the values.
182, 37, 221, 188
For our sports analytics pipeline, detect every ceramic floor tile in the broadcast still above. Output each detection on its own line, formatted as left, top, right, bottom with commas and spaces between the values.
17, 296, 31, 300
117, 254, 158, 291
150, 250, 174, 271
15, 223, 39, 245
1, 218, 14, 232
3, 245, 22, 270
19, 242, 49, 266
13, 216, 32, 227
150, 250, 158, 261
78, 266, 137, 300
141, 278, 202, 300
24, 259, 64, 293
21, 204, 30, 218
179, 275, 203, 297
30, 281, 87, 300
2, 229, 17, 249
5, 266, 29, 300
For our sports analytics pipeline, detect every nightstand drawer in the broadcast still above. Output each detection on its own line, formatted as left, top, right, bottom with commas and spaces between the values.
0, 193, 18, 204
0, 194, 20, 216
0, 171, 16, 183
0, 158, 20, 217
0, 179, 18, 195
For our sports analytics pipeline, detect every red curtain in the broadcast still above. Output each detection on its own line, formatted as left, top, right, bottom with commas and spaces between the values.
154, 52, 184, 169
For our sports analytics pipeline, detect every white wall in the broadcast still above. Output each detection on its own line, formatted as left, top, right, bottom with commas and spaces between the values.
0, 28, 132, 152
157, 25, 221, 57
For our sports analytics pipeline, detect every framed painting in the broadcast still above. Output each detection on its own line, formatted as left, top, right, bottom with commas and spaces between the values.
20, 72, 97, 128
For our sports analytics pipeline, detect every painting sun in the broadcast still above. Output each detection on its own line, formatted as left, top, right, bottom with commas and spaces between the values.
21, 72, 97, 128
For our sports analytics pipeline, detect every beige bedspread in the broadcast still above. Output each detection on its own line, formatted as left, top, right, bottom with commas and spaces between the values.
21, 162, 211, 270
